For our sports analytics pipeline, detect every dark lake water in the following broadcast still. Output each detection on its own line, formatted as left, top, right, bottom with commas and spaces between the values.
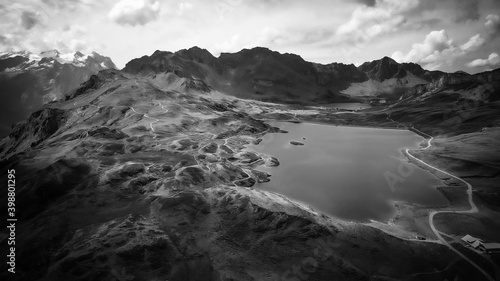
249, 122, 448, 222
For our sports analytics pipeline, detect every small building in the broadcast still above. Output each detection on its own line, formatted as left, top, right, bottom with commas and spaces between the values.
461, 234, 480, 244
471, 240, 482, 249
479, 243, 500, 254
462, 235, 500, 255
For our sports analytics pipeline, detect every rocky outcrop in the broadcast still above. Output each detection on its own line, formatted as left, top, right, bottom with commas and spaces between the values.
65, 69, 124, 100
401, 70, 499, 103
0, 108, 66, 158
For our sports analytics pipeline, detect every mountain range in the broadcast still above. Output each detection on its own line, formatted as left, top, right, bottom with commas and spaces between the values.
122, 46, 499, 107
0, 46, 499, 281
1, 46, 498, 138
0, 50, 116, 136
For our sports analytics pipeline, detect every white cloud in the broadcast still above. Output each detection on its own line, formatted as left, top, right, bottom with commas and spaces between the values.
485, 14, 500, 36
177, 1, 194, 16
467, 53, 500, 68
41, 25, 92, 53
213, 34, 244, 54
459, 33, 485, 52
108, 0, 160, 26
212, 28, 285, 55
392, 30, 485, 70
257, 27, 285, 45
336, 0, 419, 42
392, 30, 452, 64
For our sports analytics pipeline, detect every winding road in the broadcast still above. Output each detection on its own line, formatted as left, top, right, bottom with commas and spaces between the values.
392, 120, 495, 280
130, 80, 169, 132
130, 104, 168, 132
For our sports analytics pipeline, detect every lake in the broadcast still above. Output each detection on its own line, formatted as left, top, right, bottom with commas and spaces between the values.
248, 122, 448, 222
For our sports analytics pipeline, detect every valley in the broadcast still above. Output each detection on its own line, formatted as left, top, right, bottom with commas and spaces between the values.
0, 47, 499, 281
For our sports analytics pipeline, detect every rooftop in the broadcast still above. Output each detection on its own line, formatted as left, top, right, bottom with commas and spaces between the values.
482, 243, 500, 250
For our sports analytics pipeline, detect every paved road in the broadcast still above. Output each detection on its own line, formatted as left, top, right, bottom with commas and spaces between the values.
405, 127, 494, 281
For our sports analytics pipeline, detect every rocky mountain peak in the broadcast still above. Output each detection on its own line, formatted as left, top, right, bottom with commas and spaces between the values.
174, 46, 217, 64
453, 70, 470, 75
123, 50, 176, 75
358, 56, 404, 82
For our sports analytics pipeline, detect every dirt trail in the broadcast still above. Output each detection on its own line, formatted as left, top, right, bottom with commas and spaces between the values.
129, 80, 169, 132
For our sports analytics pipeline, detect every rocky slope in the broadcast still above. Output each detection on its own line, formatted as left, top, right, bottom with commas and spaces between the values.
380, 67, 500, 137
0, 50, 116, 137
400, 68, 500, 103
341, 56, 445, 101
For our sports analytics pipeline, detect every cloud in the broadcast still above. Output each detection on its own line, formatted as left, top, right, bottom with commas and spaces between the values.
485, 14, 500, 36
41, 0, 98, 11
392, 30, 484, 69
392, 30, 452, 64
108, 0, 160, 26
336, 0, 419, 43
212, 28, 285, 54
42, 25, 91, 53
467, 53, 500, 68
460, 34, 485, 52
177, 1, 193, 15
213, 34, 244, 54
454, 0, 479, 23
20, 11, 39, 30
355, 0, 376, 7
0, 34, 14, 49
401, 0, 480, 23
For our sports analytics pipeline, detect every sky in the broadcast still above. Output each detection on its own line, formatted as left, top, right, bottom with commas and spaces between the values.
0, 0, 499, 73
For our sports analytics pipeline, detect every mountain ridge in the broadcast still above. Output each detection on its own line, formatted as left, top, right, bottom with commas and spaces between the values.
0, 49, 116, 137
121, 46, 499, 104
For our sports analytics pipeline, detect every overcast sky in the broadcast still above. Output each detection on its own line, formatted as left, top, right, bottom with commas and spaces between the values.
1, 0, 500, 73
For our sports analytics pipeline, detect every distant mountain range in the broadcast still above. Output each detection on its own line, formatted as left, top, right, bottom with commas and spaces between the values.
123, 47, 498, 105
0, 50, 116, 136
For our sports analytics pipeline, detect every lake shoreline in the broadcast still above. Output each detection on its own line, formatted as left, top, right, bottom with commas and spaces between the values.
255, 118, 478, 242
252, 120, 447, 225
